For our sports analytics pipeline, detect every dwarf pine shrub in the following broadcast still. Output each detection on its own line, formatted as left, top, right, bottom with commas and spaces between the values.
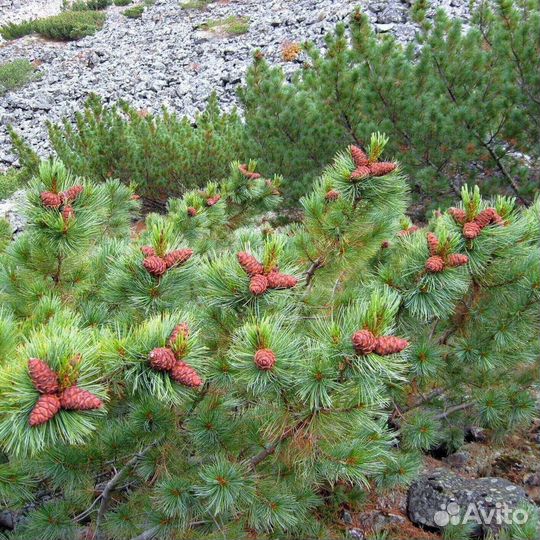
0, 136, 537, 538
239, 0, 540, 212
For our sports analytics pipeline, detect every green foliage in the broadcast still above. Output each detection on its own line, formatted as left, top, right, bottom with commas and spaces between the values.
123, 4, 144, 18
0, 10, 106, 41
0, 59, 38, 96
239, 0, 540, 209
66, 0, 112, 10
0, 168, 23, 199
198, 15, 250, 35
113, 0, 132, 5
11, 93, 248, 203
0, 134, 537, 539
180, 0, 214, 9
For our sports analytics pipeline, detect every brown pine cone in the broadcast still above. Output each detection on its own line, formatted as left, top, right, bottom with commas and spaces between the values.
62, 205, 75, 221
187, 207, 198, 217
352, 329, 377, 355
463, 221, 481, 239
425, 255, 445, 273
474, 208, 495, 229
491, 211, 504, 226
28, 358, 59, 394
141, 245, 156, 257
254, 348, 276, 370
206, 195, 221, 206
350, 145, 369, 167
266, 271, 298, 289
446, 253, 469, 268
29, 394, 61, 426
381, 240, 390, 249
350, 165, 371, 180
170, 361, 202, 387
373, 336, 409, 356
60, 386, 103, 410
237, 252, 264, 276
369, 162, 397, 177
448, 207, 467, 224
398, 225, 419, 237
143, 256, 167, 276
163, 249, 193, 269
426, 232, 440, 255
40, 191, 63, 209
249, 274, 269, 296
149, 347, 177, 371
61, 185, 84, 202
325, 189, 340, 202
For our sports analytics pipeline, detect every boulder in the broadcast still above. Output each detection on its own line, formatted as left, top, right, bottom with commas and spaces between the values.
408, 468, 529, 536
0, 190, 27, 235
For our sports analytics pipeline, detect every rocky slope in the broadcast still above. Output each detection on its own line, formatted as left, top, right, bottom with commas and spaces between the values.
0, 0, 474, 167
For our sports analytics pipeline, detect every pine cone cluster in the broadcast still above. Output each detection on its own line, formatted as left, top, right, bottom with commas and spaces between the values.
352, 330, 409, 356
237, 252, 298, 296
141, 246, 193, 277
147, 325, 202, 388
28, 358, 102, 427
254, 348, 276, 370
238, 163, 261, 180
449, 207, 504, 239
187, 206, 198, 217
40, 184, 83, 222
424, 233, 469, 273
349, 145, 397, 181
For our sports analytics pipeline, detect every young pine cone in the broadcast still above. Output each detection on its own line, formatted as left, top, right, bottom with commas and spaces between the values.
28, 358, 59, 394
61, 185, 84, 202
463, 221, 482, 239
249, 274, 269, 296
29, 394, 61, 426
350, 165, 371, 180
448, 207, 467, 224
254, 348, 276, 370
425, 255, 445, 273
426, 232, 440, 255
373, 336, 409, 356
40, 191, 62, 209
168, 323, 190, 348
149, 347, 177, 371
352, 329, 377, 355
60, 386, 102, 410
143, 256, 167, 276
381, 240, 390, 249
238, 163, 261, 180
187, 207, 198, 217
398, 225, 419, 237
170, 361, 202, 387
206, 195, 221, 206
350, 145, 369, 167
237, 252, 264, 276
62, 205, 75, 222
325, 189, 340, 202
474, 208, 495, 229
141, 245, 156, 257
266, 271, 298, 289
163, 249, 193, 269
369, 162, 397, 177
446, 253, 469, 268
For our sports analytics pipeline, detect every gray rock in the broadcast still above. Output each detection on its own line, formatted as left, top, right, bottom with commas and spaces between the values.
408, 468, 529, 536
0, 189, 27, 234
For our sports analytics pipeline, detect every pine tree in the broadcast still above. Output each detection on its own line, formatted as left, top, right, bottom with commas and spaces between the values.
0, 137, 537, 540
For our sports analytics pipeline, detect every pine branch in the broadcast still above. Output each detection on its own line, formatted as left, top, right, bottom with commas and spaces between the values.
304, 257, 323, 287
433, 401, 475, 420
94, 442, 158, 540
